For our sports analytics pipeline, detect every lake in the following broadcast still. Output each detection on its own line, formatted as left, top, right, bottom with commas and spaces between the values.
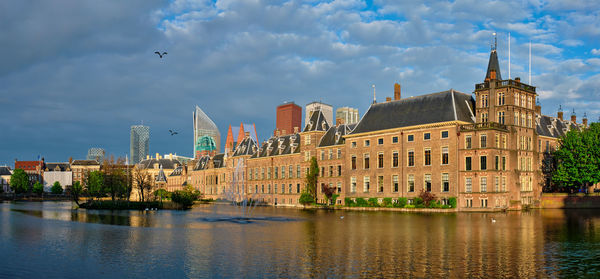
1, 201, 599, 278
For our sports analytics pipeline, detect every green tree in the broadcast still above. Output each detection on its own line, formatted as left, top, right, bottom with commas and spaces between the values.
305, 156, 319, 203
33, 181, 44, 194
70, 181, 83, 206
10, 168, 29, 194
299, 192, 313, 206
552, 123, 600, 191
51, 181, 63, 195
87, 171, 105, 199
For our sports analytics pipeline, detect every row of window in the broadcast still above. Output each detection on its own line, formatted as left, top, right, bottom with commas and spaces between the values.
351, 147, 450, 169
350, 131, 450, 148
465, 155, 507, 171
349, 173, 451, 193
464, 176, 507, 193
320, 165, 342, 177
251, 183, 302, 194
249, 165, 302, 181
479, 92, 534, 109
465, 133, 508, 149
319, 149, 342, 160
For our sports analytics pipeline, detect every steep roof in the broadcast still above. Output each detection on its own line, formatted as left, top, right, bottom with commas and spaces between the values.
45, 163, 70, 172
155, 167, 167, 183
0, 166, 12, 176
212, 154, 225, 168
303, 110, 330, 132
252, 133, 301, 158
71, 160, 100, 166
194, 156, 211, 171
485, 50, 502, 80
232, 136, 258, 157
318, 124, 357, 147
169, 166, 183, 177
138, 158, 181, 170
536, 114, 582, 138
350, 90, 475, 135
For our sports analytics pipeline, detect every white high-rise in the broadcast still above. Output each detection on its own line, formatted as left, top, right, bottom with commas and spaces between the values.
305, 102, 333, 128
336, 107, 359, 125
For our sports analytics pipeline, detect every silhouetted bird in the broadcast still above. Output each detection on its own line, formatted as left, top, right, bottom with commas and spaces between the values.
155, 51, 168, 58
169, 130, 178, 136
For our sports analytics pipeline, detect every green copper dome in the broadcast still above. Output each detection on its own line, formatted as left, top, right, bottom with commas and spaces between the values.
195, 135, 217, 152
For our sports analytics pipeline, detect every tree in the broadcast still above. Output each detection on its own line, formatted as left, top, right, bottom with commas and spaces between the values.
87, 170, 105, 199
299, 192, 314, 206
321, 184, 336, 205
51, 181, 63, 195
10, 168, 29, 194
305, 156, 319, 203
552, 123, 600, 191
102, 155, 129, 201
33, 181, 44, 195
70, 181, 83, 206
133, 167, 153, 202
418, 189, 436, 207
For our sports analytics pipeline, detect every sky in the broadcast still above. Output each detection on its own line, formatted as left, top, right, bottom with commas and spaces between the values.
1, 0, 599, 165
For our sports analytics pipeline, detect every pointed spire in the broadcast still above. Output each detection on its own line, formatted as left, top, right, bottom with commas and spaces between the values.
237, 122, 245, 145
485, 32, 502, 81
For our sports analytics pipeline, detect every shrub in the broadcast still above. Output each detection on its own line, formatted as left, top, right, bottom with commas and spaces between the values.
428, 200, 443, 208
153, 188, 172, 200
367, 198, 379, 207
448, 197, 457, 208
51, 181, 63, 195
355, 198, 368, 207
33, 181, 44, 194
382, 198, 393, 207
330, 194, 340, 205
344, 197, 355, 207
395, 197, 408, 208
414, 197, 423, 206
418, 189, 437, 207
299, 192, 314, 206
405, 204, 415, 209
171, 190, 196, 209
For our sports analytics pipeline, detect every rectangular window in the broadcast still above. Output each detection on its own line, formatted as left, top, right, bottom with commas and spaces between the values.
495, 134, 499, 148
502, 176, 506, 192
289, 184, 292, 193
281, 167, 286, 179
289, 165, 293, 178
408, 135, 414, 142
378, 153, 384, 168
424, 148, 431, 166
274, 167, 278, 179
408, 150, 415, 166
297, 165, 301, 178
441, 131, 449, 138
498, 92, 505, 105
261, 168, 265, 180
329, 149, 333, 160
364, 140, 370, 147
441, 147, 449, 165
364, 154, 370, 169
392, 136, 398, 143
481, 112, 488, 123
274, 183, 277, 193
466, 135, 472, 149
442, 173, 449, 192
481, 94, 488, 107
378, 176, 384, 192
329, 166, 333, 177
514, 112, 519, 126
424, 174, 432, 192
337, 182, 341, 193
320, 150, 325, 161
305, 135, 311, 145
351, 141, 356, 148
424, 133, 431, 140
363, 176, 370, 192
495, 156, 499, 170
351, 177, 357, 193
480, 134, 487, 148
466, 177, 472, 192
480, 156, 487, 170
378, 138, 383, 145
351, 156, 356, 170
281, 184, 285, 193
393, 175, 399, 192
495, 176, 499, 192
338, 165, 342, 176
337, 148, 341, 159
481, 177, 487, 192
502, 156, 506, 170
392, 152, 399, 168
465, 157, 472, 171
498, 111, 505, 124
297, 183, 300, 193
408, 175, 415, 192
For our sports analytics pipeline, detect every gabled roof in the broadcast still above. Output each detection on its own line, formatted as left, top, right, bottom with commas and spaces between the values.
156, 167, 167, 183
252, 133, 301, 158
350, 90, 475, 135
169, 166, 183, 177
536, 114, 582, 138
71, 160, 100, 166
212, 154, 225, 168
0, 166, 12, 176
232, 136, 258, 157
138, 158, 181, 169
194, 156, 211, 171
485, 50, 502, 80
45, 163, 70, 172
303, 110, 330, 132
318, 124, 357, 147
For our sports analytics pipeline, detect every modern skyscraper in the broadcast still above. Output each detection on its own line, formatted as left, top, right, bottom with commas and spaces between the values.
305, 101, 333, 128
193, 105, 221, 158
276, 102, 302, 136
86, 147, 105, 162
130, 125, 149, 164
335, 107, 359, 125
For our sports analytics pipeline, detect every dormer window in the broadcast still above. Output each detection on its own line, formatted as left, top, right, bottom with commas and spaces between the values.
335, 132, 341, 142
321, 122, 327, 130
308, 121, 314, 130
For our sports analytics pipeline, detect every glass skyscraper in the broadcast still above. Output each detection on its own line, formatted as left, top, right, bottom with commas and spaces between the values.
130, 125, 149, 164
193, 105, 220, 158
86, 147, 105, 162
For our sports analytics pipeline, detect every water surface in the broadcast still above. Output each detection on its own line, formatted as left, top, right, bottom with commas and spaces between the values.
1, 201, 599, 278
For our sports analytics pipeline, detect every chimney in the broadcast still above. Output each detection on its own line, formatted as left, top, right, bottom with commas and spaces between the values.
583, 113, 588, 127
169, 153, 173, 160
394, 83, 401, 100
293, 127, 299, 134
535, 104, 541, 115
156, 153, 160, 159
557, 105, 563, 121
490, 69, 496, 80
336, 118, 344, 126
386, 97, 392, 102
146, 155, 150, 160
571, 109, 576, 123
245, 131, 250, 138
515, 77, 521, 82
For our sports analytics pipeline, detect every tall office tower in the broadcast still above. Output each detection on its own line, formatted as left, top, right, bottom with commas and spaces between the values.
86, 147, 105, 163
276, 102, 302, 135
335, 107, 360, 125
305, 101, 333, 128
193, 105, 221, 158
130, 125, 149, 164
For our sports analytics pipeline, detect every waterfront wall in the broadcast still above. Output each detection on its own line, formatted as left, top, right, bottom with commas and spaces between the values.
541, 193, 600, 209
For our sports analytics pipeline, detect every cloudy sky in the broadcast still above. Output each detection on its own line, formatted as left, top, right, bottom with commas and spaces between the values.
1, 0, 599, 165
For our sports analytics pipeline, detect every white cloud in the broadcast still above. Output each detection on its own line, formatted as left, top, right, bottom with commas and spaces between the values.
592, 49, 600, 55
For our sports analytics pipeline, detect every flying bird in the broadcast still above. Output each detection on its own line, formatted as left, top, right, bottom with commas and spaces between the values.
169, 130, 178, 136
155, 51, 167, 58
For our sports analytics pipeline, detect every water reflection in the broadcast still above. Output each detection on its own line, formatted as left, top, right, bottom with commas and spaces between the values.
2, 202, 600, 278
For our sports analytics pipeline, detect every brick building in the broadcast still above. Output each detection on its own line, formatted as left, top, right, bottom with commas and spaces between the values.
275, 102, 302, 136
